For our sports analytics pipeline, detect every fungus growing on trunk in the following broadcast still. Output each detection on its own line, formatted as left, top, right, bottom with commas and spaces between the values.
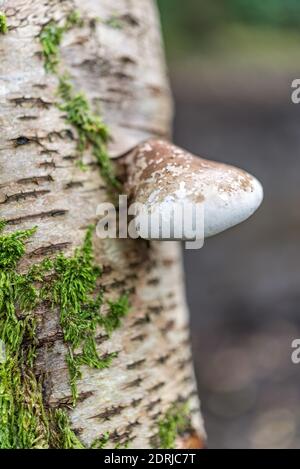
124, 139, 263, 243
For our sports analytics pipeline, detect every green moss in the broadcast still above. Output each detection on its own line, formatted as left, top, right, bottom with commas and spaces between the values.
50, 226, 102, 347
40, 12, 82, 72
52, 408, 85, 449
0, 223, 50, 448
40, 12, 119, 189
0, 224, 36, 269
2, 8, 130, 447
40, 22, 64, 72
105, 16, 123, 29
105, 295, 130, 336
58, 76, 119, 189
0, 12, 7, 34
64, 11, 84, 30
65, 293, 129, 403
90, 432, 110, 449
64, 291, 129, 400
155, 403, 191, 449
41, 226, 128, 404
67, 295, 129, 403
114, 440, 130, 449
0, 221, 130, 446
52, 410, 114, 449
76, 160, 89, 172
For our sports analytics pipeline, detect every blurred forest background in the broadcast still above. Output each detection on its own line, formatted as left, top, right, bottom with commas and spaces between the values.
157, 0, 300, 448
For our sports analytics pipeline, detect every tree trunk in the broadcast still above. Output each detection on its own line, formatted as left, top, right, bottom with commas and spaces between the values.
0, 0, 205, 448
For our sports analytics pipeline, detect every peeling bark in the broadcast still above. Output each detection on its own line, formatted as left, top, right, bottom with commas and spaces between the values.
0, 0, 205, 448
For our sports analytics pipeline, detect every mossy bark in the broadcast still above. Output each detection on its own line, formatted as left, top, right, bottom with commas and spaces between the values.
0, 0, 205, 448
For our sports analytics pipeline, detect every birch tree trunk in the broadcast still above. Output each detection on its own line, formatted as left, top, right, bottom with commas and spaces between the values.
0, 0, 205, 448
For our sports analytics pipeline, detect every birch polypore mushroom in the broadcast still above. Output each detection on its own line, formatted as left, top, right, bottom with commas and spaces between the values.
124, 139, 263, 242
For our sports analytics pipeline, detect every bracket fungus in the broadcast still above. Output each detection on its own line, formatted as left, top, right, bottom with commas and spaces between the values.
124, 139, 263, 243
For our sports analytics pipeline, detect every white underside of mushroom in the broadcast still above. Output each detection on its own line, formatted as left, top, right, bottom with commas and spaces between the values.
203, 173, 263, 237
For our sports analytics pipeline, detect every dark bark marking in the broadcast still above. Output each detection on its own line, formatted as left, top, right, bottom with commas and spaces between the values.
180, 375, 193, 385
29, 242, 71, 257
0, 189, 50, 204
178, 356, 193, 371
53, 390, 94, 407
160, 319, 176, 334
155, 353, 171, 365
126, 359, 146, 370
102, 265, 113, 275
17, 115, 39, 121
121, 13, 140, 27
107, 278, 126, 289
147, 277, 160, 286
123, 377, 143, 389
65, 181, 84, 189
146, 398, 161, 412
62, 155, 77, 161
147, 305, 163, 315
131, 314, 151, 327
11, 135, 40, 147
124, 420, 141, 432
36, 331, 64, 348
167, 302, 178, 311
109, 429, 133, 445
17, 175, 54, 185
95, 334, 109, 345
39, 160, 56, 168
130, 333, 146, 342
131, 398, 143, 408
9, 96, 52, 108
147, 382, 165, 393
6, 209, 68, 225
89, 405, 125, 421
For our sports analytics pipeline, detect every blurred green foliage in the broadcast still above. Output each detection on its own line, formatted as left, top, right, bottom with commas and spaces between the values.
157, 0, 300, 59
227, 0, 300, 27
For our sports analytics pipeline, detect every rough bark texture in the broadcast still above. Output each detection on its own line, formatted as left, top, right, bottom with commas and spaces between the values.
0, 0, 205, 448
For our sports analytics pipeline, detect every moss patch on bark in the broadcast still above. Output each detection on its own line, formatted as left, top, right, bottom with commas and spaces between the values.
58, 76, 119, 188
43, 226, 129, 404
0, 223, 49, 448
0, 221, 129, 447
0, 12, 7, 34
40, 13, 118, 189
154, 402, 192, 449
40, 12, 82, 72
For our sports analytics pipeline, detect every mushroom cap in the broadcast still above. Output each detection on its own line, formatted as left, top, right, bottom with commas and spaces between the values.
125, 139, 263, 240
